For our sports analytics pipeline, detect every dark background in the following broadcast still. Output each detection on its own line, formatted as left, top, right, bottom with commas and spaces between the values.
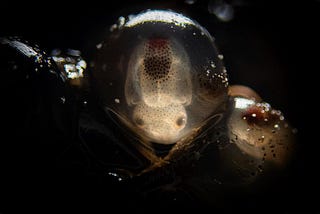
1, 0, 316, 128
0, 0, 318, 212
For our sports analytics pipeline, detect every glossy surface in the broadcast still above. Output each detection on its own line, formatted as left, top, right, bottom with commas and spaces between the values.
0, 3, 303, 212
93, 10, 228, 145
228, 97, 294, 167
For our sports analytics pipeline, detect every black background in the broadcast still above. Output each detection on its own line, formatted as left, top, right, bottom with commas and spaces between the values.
0, 0, 318, 213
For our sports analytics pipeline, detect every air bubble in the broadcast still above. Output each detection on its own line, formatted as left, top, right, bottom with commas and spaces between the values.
60, 97, 66, 104
108, 172, 123, 182
208, 0, 234, 22
96, 43, 102, 49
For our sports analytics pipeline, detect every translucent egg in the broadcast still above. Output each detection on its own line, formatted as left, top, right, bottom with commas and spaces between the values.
92, 10, 228, 145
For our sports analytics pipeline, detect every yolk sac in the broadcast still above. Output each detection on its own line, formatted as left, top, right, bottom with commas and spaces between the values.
92, 10, 228, 145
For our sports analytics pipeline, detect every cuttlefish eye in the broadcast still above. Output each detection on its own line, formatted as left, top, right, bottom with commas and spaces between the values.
92, 10, 228, 145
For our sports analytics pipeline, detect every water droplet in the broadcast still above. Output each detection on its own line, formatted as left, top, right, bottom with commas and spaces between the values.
108, 172, 123, 181
117, 16, 126, 28
96, 43, 103, 49
218, 54, 224, 60
110, 24, 117, 32
208, 0, 234, 22
258, 135, 265, 142
60, 97, 66, 104
274, 124, 280, 129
